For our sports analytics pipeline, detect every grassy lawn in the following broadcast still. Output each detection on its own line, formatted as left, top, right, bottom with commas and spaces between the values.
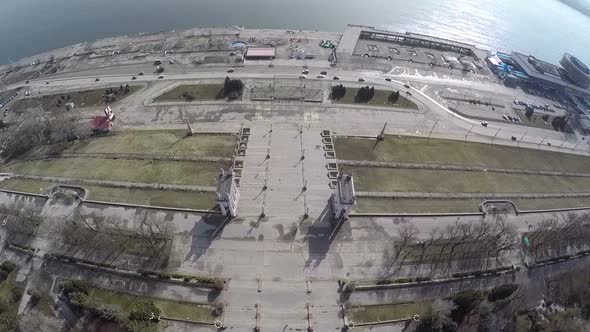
36, 130, 236, 158
355, 197, 482, 213
0, 270, 24, 328
0, 178, 216, 209
514, 109, 554, 130
348, 302, 431, 323
341, 166, 590, 194
87, 185, 217, 209
393, 239, 492, 264
155, 84, 225, 102
89, 287, 217, 322
333, 88, 418, 110
355, 197, 590, 213
0, 178, 54, 193
11, 86, 142, 113
3, 158, 227, 186
335, 136, 590, 174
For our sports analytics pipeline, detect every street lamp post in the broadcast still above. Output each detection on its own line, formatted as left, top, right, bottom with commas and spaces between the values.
539, 136, 548, 147
518, 131, 527, 148
464, 124, 475, 144
491, 128, 501, 148
427, 119, 439, 144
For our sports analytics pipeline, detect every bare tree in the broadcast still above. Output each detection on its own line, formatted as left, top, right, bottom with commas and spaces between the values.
383, 224, 418, 275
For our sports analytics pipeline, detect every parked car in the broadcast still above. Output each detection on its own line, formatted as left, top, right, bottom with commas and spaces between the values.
316, 75, 325, 79
502, 114, 508, 120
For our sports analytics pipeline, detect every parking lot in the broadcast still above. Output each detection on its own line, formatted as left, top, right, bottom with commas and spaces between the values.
354, 38, 488, 76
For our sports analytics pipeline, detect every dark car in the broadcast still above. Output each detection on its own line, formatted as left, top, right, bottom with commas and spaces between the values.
385, 77, 392, 82
333, 76, 340, 80
95, 78, 100, 82
131, 76, 137, 80
320, 71, 327, 75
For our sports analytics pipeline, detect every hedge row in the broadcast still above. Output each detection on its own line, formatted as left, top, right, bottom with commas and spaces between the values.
374, 276, 432, 285
49, 253, 117, 269
137, 270, 217, 285
451, 266, 513, 279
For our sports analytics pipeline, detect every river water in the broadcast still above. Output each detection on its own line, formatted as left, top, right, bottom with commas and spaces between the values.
1, 0, 589, 65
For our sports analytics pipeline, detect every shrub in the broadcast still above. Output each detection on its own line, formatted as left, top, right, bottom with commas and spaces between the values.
451, 289, 483, 323
388, 90, 400, 103
354, 86, 375, 103
415, 277, 432, 282
223, 77, 244, 99
181, 92, 195, 101
128, 300, 161, 322
0, 271, 9, 282
0, 262, 16, 273
61, 280, 91, 296
331, 84, 346, 100
343, 281, 357, 292
69, 291, 92, 308
9, 285, 24, 303
94, 304, 121, 322
394, 278, 412, 284
488, 284, 519, 302
156, 273, 171, 280
212, 301, 224, 317
123, 319, 159, 332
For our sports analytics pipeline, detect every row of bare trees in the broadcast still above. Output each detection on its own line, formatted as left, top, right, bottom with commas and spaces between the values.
50, 210, 174, 269
383, 217, 519, 278
526, 213, 590, 260
0, 106, 87, 160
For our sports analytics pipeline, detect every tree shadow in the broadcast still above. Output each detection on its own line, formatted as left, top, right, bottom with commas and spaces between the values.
184, 213, 227, 263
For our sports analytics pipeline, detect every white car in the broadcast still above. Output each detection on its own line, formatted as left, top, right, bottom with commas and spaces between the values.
481, 121, 488, 127
502, 114, 508, 120
302, 69, 309, 74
